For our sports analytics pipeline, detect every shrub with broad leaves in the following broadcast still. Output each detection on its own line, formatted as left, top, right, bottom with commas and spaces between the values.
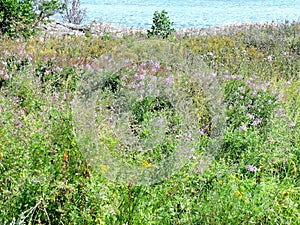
0, 0, 65, 38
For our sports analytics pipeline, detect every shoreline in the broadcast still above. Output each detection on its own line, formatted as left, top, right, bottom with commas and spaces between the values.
40, 19, 281, 37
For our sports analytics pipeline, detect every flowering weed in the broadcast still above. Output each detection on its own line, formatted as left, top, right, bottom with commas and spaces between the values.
0, 22, 299, 224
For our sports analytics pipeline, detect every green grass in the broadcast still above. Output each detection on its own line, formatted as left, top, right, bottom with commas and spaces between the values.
0, 21, 299, 224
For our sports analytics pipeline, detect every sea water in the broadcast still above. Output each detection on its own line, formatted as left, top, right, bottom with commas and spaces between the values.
77, 0, 300, 28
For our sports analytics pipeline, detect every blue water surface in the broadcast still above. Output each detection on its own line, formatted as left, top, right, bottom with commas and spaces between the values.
75, 0, 300, 28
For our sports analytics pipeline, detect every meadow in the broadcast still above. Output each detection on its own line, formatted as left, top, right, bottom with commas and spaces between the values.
0, 21, 299, 224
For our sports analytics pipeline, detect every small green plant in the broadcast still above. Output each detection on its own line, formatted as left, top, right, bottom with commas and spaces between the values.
147, 9, 175, 39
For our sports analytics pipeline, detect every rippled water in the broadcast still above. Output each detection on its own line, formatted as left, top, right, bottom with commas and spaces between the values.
76, 0, 300, 28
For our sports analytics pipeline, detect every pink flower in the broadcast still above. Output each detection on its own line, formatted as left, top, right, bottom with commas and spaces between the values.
199, 129, 205, 135
238, 125, 246, 131
156, 117, 164, 125
247, 114, 254, 119
238, 86, 244, 93
86, 64, 92, 71
288, 122, 296, 127
165, 76, 174, 85
253, 118, 262, 127
247, 164, 258, 172
237, 75, 243, 80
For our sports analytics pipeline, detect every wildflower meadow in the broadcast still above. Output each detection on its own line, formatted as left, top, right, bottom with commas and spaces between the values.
0, 16, 299, 224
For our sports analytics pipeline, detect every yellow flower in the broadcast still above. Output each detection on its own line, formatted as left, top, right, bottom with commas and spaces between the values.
234, 190, 243, 199
99, 164, 110, 173
141, 160, 158, 168
141, 160, 152, 167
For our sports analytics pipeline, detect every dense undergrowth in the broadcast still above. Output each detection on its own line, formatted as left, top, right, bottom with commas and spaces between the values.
0, 21, 299, 224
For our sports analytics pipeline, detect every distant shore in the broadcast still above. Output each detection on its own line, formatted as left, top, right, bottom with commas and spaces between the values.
40, 19, 280, 37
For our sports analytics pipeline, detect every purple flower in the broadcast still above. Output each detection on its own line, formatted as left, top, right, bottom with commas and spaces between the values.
288, 122, 296, 127
156, 117, 164, 125
224, 74, 235, 80
237, 75, 243, 80
199, 129, 205, 135
165, 76, 174, 85
252, 90, 257, 97
138, 74, 145, 80
247, 164, 258, 172
247, 77, 254, 83
238, 125, 247, 131
16, 121, 23, 128
154, 61, 160, 69
275, 107, 287, 118
286, 81, 292, 85
253, 118, 262, 127
151, 67, 157, 73
86, 64, 92, 71
247, 114, 255, 119
238, 86, 244, 93
150, 75, 157, 82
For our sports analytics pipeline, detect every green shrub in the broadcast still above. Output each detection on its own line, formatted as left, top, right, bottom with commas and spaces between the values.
147, 10, 175, 39
0, 0, 65, 38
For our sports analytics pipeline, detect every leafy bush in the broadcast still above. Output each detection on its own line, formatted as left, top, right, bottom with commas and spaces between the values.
147, 10, 175, 39
0, 0, 65, 38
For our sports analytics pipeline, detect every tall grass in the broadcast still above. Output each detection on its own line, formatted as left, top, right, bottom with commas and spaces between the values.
0, 21, 299, 224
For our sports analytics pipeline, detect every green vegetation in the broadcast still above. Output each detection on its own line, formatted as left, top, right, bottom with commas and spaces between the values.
147, 9, 175, 39
0, 0, 65, 38
0, 20, 299, 224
